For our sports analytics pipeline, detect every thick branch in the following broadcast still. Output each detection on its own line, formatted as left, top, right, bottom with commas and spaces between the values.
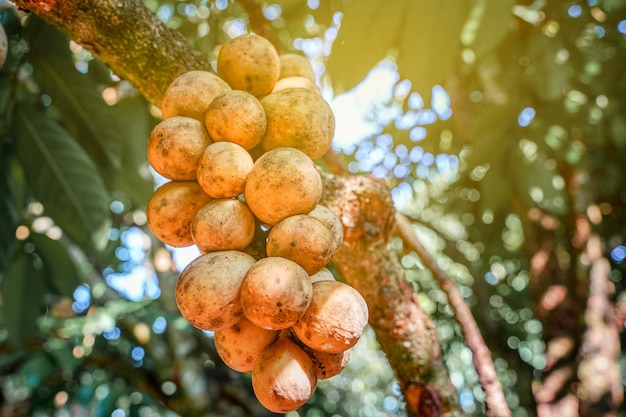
322, 174, 460, 417
13, 0, 212, 106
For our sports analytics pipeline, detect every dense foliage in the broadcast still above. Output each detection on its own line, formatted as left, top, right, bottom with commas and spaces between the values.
1, 0, 625, 416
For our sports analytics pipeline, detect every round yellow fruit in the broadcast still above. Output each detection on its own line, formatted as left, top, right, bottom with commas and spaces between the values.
308, 204, 344, 255
278, 53, 315, 82
175, 250, 256, 331
146, 181, 211, 247
266, 214, 335, 275
197, 141, 254, 198
261, 88, 335, 160
191, 199, 256, 253
244, 147, 322, 225
217, 33, 280, 97
214, 317, 278, 373
161, 70, 231, 121
252, 337, 317, 413
147, 116, 211, 181
205, 90, 267, 150
241, 257, 312, 330
293, 281, 368, 353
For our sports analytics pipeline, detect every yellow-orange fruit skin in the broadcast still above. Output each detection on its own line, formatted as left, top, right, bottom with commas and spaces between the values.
266, 214, 334, 275
261, 88, 335, 160
175, 251, 256, 332
146, 181, 212, 247
252, 338, 317, 413
309, 267, 336, 284
217, 33, 280, 97
244, 147, 322, 225
302, 345, 351, 380
278, 53, 315, 82
241, 257, 312, 330
272, 76, 320, 94
197, 141, 254, 198
214, 317, 278, 373
147, 117, 211, 180
191, 199, 256, 253
205, 90, 267, 150
160, 71, 231, 121
308, 204, 344, 255
293, 281, 369, 353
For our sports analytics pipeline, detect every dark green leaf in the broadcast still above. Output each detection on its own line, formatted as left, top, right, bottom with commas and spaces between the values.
460, 0, 515, 59
24, 17, 123, 169
0, 149, 19, 275
19, 352, 55, 389
14, 104, 111, 253
28, 232, 81, 297
1, 248, 47, 348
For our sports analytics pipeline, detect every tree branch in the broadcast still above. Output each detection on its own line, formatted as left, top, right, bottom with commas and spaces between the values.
13, 0, 212, 106
395, 213, 511, 417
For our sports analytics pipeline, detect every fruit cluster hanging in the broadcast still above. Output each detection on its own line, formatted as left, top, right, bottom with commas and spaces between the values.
146, 33, 369, 413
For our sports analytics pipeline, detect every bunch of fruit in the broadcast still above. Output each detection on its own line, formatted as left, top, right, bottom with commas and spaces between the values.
145, 33, 369, 413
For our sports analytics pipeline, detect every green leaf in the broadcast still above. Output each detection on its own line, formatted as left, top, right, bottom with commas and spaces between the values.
526, 31, 570, 102
460, 0, 515, 59
512, 150, 567, 215
0, 150, 19, 275
24, 17, 123, 169
19, 352, 55, 389
326, 0, 407, 95
28, 232, 81, 297
14, 104, 112, 253
1, 248, 47, 348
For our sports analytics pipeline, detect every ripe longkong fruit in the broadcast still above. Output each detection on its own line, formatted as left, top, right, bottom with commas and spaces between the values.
217, 33, 280, 97
266, 214, 335, 275
244, 147, 322, 225
146, 181, 211, 247
175, 251, 256, 332
293, 281, 369, 353
197, 141, 253, 198
241, 257, 312, 330
252, 337, 317, 413
205, 90, 267, 150
147, 116, 211, 180
214, 317, 278, 373
261, 88, 335, 160
278, 53, 316, 83
308, 204, 344, 255
191, 199, 256, 253
161, 70, 231, 121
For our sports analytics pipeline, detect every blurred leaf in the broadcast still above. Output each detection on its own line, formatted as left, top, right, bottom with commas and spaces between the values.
512, 150, 567, 215
526, 31, 570, 102
326, 0, 406, 95
474, 132, 514, 214
29, 232, 81, 297
0, 152, 18, 275
396, 1, 468, 98
14, 104, 111, 253
19, 352, 55, 389
1, 248, 47, 348
460, 0, 515, 59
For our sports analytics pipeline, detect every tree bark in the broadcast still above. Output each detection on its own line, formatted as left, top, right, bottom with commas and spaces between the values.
11, 0, 462, 415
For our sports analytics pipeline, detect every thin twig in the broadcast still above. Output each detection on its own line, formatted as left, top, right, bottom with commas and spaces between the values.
395, 212, 511, 417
